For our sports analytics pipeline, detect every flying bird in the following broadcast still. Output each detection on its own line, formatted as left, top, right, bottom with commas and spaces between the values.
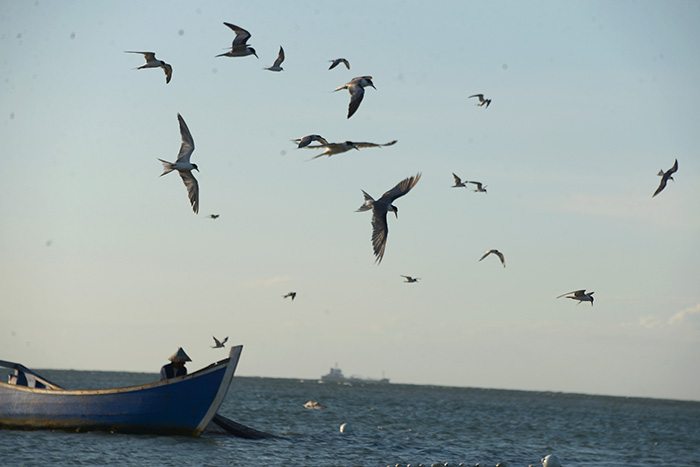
283, 292, 297, 300
334, 76, 376, 118
469, 94, 491, 108
357, 173, 421, 264
125, 51, 172, 84
557, 289, 595, 306
452, 173, 468, 188
208, 214, 220, 219
328, 58, 350, 70
652, 159, 678, 197
479, 249, 506, 268
211, 336, 228, 348
304, 140, 397, 161
468, 181, 487, 193
293, 134, 329, 149
216, 23, 258, 58
158, 114, 199, 214
264, 46, 285, 71
401, 275, 420, 283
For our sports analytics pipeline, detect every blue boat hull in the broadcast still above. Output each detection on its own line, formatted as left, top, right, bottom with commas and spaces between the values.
0, 346, 242, 436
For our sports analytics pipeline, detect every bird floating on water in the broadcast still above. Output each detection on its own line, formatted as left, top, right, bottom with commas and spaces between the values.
469, 94, 492, 108
541, 454, 562, 467
452, 173, 468, 188
125, 51, 172, 84
401, 275, 420, 283
357, 173, 421, 264
264, 46, 285, 71
479, 249, 506, 268
652, 158, 678, 198
329, 58, 350, 70
211, 336, 228, 348
334, 76, 376, 118
303, 140, 397, 160
216, 23, 258, 58
158, 114, 199, 214
283, 292, 297, 300
557, 289, 594, 306
468, 181, 487, 193
293, 134, 329, 149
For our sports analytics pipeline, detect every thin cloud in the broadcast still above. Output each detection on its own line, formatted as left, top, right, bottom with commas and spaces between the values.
239, 275, 294, 288
668, 304, 700, 326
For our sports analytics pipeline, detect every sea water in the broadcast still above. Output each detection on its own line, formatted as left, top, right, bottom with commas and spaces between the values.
1, 370, 699, 467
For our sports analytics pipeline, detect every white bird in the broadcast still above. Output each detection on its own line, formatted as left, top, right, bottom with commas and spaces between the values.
479, 249, 506, 268
211, 336, 228, 348
216, 23, 258, 58
452, 173, 468, 188
357, 173, 421, 264
334, 76, 376, 119
264, 46, 285, 71
158, 114, 199, 214
329, 58, 350, 70
304, 140, 397, 161
283, 292, 297, 300
652, 158, 678, 197
468, 181, 487, 193
125, 51, 172, 84
541, 455, 562, 467
469, 93, 492, 108
293, 134, 329, 149
557, 289, 594, 306
401, 275, 420, 283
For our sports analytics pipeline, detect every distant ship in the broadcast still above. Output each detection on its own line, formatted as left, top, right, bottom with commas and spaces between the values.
321, 366, 390, 384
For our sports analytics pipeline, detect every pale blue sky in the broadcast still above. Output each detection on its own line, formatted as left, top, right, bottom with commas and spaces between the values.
1, 1, 699, 401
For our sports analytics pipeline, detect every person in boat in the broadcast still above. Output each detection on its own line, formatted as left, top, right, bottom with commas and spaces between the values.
160, 347, 191, 380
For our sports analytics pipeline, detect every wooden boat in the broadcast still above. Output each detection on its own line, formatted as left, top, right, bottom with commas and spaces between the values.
0, 345, 242, 436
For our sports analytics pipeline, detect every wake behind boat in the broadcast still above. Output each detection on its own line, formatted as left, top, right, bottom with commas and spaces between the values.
0, 346, 243, 436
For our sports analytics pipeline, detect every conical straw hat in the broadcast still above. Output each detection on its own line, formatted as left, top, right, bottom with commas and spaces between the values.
168, 347, 192, 362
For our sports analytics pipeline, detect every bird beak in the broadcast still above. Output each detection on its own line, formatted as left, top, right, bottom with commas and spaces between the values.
195, 167, 200, 172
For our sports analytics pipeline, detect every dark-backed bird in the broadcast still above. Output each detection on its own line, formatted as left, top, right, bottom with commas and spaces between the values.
211, 336, 228, 348
158, 114, 199, 214
208, 214, 220, 219
216, 23, 258, 58
401, 275, 420, 283
468, 181, 487, 193
264, 46, 285, 71
329, 58, 350, 70
356, 173, 421, 264
283, 292, 297, 300
125, 51, 172, 84
452, 173, 468, 188
479, 249, 506, 268
652, 159, 678, 197
469, 93, 491, 108
304, 140, 397, 160
557, 289, 594, 306
334, 76, 376, 118
293, 134, 329, 149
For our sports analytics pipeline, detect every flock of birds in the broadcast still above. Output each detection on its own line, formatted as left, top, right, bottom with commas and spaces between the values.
125, 21, 681, 310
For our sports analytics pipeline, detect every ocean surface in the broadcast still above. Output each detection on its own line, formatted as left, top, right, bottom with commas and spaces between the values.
1, 369, 699, 467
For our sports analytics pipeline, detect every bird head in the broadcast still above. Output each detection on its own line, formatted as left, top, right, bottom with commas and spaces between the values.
349, 142, 359, 150
391, 205, 398, 218
250, 48, 258, 58
367, 79, 376, 90
192, 164, 200, 172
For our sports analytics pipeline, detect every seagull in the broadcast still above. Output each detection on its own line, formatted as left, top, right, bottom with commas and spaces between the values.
401, 275, 420, 283
541, 455, 562, 467
264, 46, 285, 71
293, 134, 329, 149
452, 173, 468, 188
469, 94, 491, 108
208, 214, 220, 219
304, 140, 397, 161
652, 159, 678, 197
357, 173, 421, 264
329, 58, 350, 70
468, 181, 487, 193
334, 76, 376, 118
556, 289, 594, 306
479, 249, 506, 268
125, 51, 172, 84
283, 292, 297, 300
216, 23, 258, 58
211, 336, 228, 349
158, 114, 199, 214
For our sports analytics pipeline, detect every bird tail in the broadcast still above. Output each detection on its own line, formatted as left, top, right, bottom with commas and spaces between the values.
356, 190, 374, 212
657, 170, 665, 177
158, 159, 175, 176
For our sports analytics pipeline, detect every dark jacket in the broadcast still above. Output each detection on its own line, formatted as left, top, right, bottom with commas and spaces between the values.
160, 363, 187, 381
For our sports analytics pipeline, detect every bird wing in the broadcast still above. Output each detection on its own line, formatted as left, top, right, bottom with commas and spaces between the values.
179, 170, 199, 214
452, 173, 463, 185
176, 114, 195, 163
329, 59, 340, 70
469, 94, 484, 100
341, 59, 350, 69
224, 22, 252, 47
221, 337, 228, 345
370, 208, 389, 264
212, 336, 221, 346
479, 250, 492, 262
668, 159, 679, 175
556, 289, 585, 299
469, 181, 483, 189
273, 46, 285, 67
652, 178, 668, 197
163, 63, 172, 83
126, 51, 155, 61
485, 99, 491, 108
353, 140, 398, 149
347, 85, 365, 118
494, 250, 506, 267
379, 173, 422, 203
